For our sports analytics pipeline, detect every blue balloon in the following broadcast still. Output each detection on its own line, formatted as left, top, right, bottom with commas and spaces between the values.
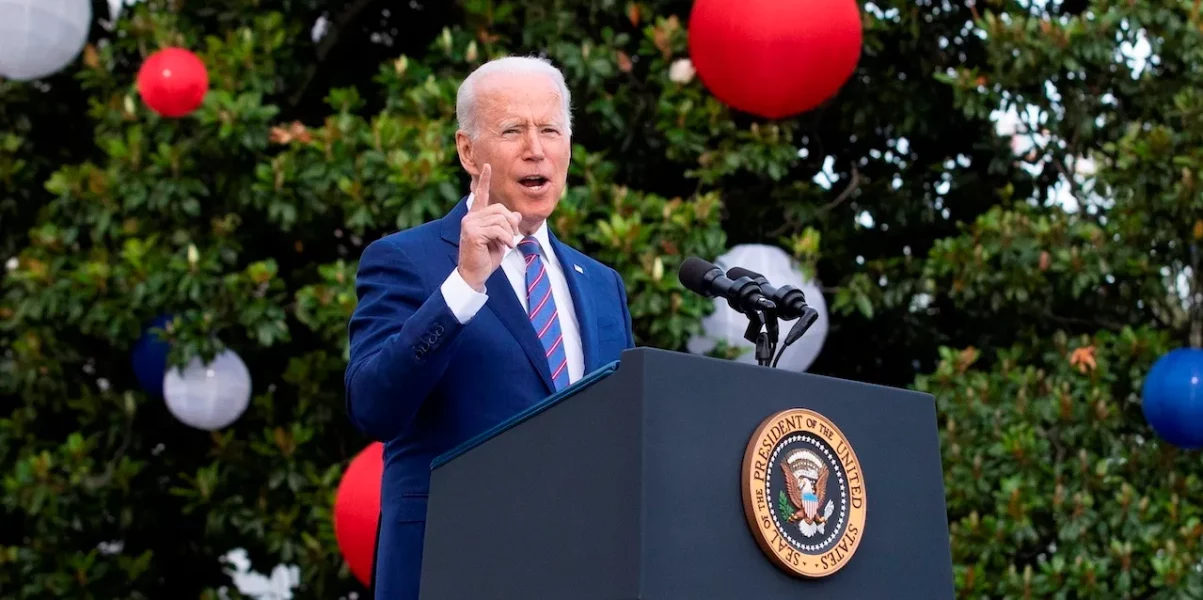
1142, 347, 1203, 449
131, 314, 173, 397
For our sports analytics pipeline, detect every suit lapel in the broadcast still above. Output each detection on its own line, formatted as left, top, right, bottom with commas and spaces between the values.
549, 232, 599, 373
441, 198, 555, 394
481, 266, 556, 392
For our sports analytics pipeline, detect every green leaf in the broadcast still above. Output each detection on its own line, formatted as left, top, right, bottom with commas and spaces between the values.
778, 490, 795, 522
855, 295, 874, 319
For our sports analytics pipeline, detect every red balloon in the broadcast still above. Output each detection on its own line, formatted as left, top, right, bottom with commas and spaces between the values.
136, 47, 209, 118
333, 442, 384, 587
688, 0, 863, 119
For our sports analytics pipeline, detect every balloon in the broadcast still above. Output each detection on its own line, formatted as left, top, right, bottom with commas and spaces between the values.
136, 47, 209, 118
0, 0, 92, 81
687, 244, 828, 371
333, 443, 384, 587
131, 314, 173, 397
1142, 348, 1203, 449
163, 349, 252, 431
687, 0, 863, 119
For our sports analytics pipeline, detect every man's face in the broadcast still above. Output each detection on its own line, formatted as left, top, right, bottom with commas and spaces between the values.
455, 72, 571, 233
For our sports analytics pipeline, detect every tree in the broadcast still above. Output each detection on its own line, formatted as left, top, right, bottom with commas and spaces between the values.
0, 1, 726, 597
2, 0, 1199, 598
918, 1, 1203, 596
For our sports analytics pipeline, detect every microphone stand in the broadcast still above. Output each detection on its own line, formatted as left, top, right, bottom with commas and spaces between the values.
742, 305, 779, 368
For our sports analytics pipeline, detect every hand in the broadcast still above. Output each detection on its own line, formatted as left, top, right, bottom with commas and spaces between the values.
458, 164, 520, 292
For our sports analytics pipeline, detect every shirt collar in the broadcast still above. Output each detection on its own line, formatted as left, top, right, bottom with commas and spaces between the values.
465, 192, 552, 257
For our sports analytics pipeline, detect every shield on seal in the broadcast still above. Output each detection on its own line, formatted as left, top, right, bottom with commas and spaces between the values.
802, 490, 818, 520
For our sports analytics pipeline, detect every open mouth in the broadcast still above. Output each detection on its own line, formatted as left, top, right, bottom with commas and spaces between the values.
519, 175, 549, 190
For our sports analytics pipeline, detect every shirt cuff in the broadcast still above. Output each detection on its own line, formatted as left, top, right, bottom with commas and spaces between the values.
441, 268, 488, 324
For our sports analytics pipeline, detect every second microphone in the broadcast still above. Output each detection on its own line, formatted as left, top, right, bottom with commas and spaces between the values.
678, 257, 776, 315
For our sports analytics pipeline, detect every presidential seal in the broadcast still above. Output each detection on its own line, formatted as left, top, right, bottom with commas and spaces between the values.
741, 408, 866, 578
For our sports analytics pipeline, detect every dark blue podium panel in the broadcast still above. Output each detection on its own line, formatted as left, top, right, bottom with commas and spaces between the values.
421, 347, 953, 599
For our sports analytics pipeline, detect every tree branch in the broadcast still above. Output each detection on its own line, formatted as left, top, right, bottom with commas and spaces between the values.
764, 166, 860, 239
1018, 109, 1082, 205
84, 398, 135, 491
1048, 425, 1066, 476
1190, 243, 1201, 348
823, 166, 861, 211
1045, 309, 1127, 332
619, 98, 649, 154
289, 0, 382, 108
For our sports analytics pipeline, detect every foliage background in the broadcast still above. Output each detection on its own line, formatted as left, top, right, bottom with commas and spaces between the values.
2, 0, 1201, 598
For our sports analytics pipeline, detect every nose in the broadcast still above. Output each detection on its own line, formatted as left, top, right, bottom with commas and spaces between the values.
522, 128, 545, 161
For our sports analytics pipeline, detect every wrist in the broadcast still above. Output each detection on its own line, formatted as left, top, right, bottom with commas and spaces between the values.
457, 266, 486, 293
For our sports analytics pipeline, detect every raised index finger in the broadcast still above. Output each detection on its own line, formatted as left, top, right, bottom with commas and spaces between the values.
471, 164, 492, 212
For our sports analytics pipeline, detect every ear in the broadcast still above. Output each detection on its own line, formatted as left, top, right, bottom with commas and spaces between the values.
455, 130, 480, 177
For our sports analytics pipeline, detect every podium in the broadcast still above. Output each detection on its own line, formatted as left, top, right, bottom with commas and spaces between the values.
420, 347, 953, 599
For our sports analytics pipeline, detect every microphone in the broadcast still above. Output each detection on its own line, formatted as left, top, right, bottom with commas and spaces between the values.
725, 266, 821, 368
725, 267, 817, 326
678, 257, 776, 315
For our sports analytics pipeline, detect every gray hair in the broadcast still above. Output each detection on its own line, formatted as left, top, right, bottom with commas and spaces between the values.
456, 55, 573, 139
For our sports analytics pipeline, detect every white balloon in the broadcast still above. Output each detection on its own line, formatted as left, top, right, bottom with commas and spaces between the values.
687, 244, 828, 371
0, 0, 92, 81
163, 349, 252, 431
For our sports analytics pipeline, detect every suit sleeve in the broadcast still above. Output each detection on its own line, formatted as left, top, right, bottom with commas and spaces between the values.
344, 237, 472, 441
614, 268, 636, 349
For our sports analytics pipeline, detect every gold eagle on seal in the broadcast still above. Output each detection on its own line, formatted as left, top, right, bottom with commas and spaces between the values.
780, 449, 836, 537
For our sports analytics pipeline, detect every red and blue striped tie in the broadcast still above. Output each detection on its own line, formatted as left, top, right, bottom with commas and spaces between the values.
518, 236, 569, 391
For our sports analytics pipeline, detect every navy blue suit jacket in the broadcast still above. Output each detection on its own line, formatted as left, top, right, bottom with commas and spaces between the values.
345, 197, 635, 599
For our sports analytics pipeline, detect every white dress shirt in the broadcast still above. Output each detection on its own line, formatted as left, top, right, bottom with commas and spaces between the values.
439, 194, 585, 385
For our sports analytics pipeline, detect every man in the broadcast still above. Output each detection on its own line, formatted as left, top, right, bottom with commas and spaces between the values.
344, 56, 636, 600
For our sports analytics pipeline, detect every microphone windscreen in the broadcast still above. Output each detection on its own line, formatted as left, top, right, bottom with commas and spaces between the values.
725, 266, 760, 281
678, 256, 720, 294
